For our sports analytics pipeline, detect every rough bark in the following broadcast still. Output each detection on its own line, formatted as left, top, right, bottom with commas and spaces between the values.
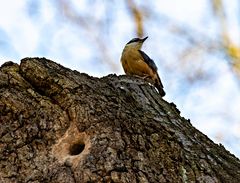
0, 57, 240, 183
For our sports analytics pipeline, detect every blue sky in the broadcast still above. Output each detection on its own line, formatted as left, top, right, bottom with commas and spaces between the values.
0, 0, 240, 157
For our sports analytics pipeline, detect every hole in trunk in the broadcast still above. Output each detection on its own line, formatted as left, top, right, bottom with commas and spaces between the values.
69, 142, 85, 156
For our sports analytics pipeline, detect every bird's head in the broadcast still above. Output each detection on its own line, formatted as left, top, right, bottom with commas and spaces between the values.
125, 36, 148, 50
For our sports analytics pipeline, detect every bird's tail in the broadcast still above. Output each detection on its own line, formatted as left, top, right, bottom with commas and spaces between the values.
154, 74, 165, 97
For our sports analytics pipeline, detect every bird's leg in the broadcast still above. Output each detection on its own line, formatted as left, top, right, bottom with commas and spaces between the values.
132, 74, 154, 84
142, 75, 155, 85
142, 75, 151, 80
132, 75, 144, 79
132, 74, 150, 80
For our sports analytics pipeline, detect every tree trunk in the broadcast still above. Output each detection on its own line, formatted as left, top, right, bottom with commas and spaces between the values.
0, 57, 240, 183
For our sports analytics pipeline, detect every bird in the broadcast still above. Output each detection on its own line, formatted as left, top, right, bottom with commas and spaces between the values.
120, 36, 165, 97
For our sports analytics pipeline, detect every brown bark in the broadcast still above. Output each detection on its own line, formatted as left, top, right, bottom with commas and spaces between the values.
0, 57, 240, 183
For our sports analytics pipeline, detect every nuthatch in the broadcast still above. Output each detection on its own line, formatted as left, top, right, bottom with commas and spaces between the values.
120, 36, 165, 96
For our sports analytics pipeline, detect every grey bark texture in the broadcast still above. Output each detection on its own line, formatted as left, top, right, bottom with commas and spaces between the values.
0, 57, 240, 183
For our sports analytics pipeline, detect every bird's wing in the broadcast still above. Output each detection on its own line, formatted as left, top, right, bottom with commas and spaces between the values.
138, 50, 158, 72
139, 50, 165, 96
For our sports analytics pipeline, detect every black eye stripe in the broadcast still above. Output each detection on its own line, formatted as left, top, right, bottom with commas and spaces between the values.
127, 38, 140, 44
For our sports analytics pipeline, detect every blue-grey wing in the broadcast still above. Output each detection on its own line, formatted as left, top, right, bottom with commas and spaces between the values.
138, 50, 158, 72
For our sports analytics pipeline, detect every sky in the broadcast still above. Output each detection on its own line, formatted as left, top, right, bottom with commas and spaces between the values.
0, 0, 240, 158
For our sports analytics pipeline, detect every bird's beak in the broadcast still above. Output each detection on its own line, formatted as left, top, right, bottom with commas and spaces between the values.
141, 36, 148, 42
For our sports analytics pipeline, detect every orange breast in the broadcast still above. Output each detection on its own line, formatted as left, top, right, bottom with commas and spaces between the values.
121, 48, 155, 78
